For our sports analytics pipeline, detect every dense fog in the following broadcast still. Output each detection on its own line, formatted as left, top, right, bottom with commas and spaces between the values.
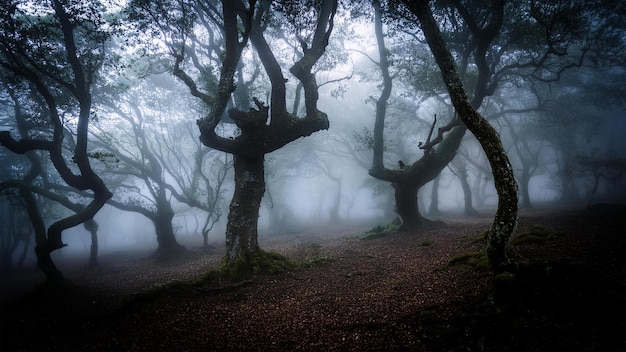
1, 0, 624, 277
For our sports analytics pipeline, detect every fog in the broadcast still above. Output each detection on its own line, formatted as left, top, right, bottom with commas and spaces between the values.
1, 1, 625, 280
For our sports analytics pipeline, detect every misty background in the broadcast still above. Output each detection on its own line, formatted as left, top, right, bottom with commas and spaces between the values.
1, 0, 624, 274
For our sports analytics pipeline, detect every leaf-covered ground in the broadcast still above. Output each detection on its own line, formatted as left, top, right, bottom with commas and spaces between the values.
1, 205, 624, 351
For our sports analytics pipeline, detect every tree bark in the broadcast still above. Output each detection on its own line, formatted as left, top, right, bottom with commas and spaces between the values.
393, 181, 422, 230
407, 0, 518, 269
223, 155, 265, 266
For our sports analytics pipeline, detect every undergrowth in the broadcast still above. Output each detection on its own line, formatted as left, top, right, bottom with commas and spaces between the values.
362, 221, 400, 239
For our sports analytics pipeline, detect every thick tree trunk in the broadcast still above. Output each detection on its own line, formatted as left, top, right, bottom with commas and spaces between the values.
393, 181, 426, 230
153, 202, 185, 259
223, 155, 265, 266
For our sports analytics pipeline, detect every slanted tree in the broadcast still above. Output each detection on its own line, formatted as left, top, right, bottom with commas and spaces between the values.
402, 0, 518, 268
366, 0, 622, 239
0, 1, 114, 282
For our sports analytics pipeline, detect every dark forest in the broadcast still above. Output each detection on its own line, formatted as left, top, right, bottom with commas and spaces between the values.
1, 0, 624, 350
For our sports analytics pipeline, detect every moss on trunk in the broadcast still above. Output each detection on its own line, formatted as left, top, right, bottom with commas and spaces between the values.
223, 155, 265, 268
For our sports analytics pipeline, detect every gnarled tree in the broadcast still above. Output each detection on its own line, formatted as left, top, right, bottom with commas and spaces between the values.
0, 0, 114, 282
129, 0, 337, 269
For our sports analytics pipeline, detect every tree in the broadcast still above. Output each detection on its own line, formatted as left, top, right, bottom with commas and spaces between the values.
0, 1, 115, 282
93, 73, 231, 254
366, 0, 467, 230
128, 0, 337, 269
534, 67, 626, 205
401, 0, 518, 268
449, 155, 479, 216
92, 96, 188, 259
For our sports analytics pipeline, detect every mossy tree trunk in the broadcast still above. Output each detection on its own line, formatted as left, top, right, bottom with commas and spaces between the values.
407, 0, 518, 269
223, 155, 265, 266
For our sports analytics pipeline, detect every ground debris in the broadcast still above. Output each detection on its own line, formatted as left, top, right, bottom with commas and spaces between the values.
1, 208, 624, 351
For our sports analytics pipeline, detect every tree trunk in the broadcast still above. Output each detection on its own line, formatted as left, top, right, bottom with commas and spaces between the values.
153, 202, 185, 259
457, 165, 479, 216
84, 219, 98, 267
18, 187, 63, 282
223, 155, 265, 266
558, 171, 579, 204
519, 167, 533, 209
329, 178, 341, 224
428, 176, 441, 216
393, 181, 425, 230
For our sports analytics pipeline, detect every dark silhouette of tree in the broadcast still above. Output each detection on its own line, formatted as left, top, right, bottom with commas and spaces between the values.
364, 0, 623, 241
0, 79, 103, 268
91, 98, 187, 259
0, 1, 114, 282
92, 76, 231, 254
449, 157, 479, 216
367, 0, 466, 230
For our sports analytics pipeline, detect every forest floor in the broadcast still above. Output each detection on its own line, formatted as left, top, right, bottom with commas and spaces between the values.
1, 205, 624, 351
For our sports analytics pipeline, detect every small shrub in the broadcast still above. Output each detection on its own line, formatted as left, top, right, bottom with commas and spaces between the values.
362, 222, 400, 239
221, 250, 296, 280
448, 251, 490, 272
420, 238, 434, 247
511, 225, 563, 246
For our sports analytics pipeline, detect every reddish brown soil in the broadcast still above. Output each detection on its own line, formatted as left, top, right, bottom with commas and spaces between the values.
1, 206, 624, 351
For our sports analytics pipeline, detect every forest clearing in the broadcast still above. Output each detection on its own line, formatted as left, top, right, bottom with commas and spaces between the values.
2, 205, 624, 351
